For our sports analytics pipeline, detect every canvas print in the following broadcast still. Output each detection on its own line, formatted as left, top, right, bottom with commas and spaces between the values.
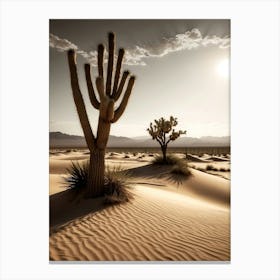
49, 19, 230, 261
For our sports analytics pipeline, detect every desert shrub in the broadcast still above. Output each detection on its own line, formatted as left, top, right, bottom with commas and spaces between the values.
124, 155, 130, 158
197, 167, 205, 172
206, 164, 215, 171
104, 166, 133, 204
152, 154, 182, 165
133, 152, 138, 156
148, 154, 154, 157
65, 162, 132, 204
65, 161, 89, 190
171, 162, 191, 176
219, 168, 226, 172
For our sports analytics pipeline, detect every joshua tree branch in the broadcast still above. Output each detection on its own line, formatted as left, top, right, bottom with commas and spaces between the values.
67, 50, 95, 151
111, 76, 135, 123
84, 64, 100, 109
156, 136, 164, 147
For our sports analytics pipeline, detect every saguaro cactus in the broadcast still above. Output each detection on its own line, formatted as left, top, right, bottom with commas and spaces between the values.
147, 116, 186, 163
67, 32, 135, 197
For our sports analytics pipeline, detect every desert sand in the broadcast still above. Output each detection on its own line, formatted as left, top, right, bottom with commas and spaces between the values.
49, 150, 230, 261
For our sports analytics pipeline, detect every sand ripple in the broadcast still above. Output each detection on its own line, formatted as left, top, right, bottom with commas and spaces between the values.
50, 185, 230, 261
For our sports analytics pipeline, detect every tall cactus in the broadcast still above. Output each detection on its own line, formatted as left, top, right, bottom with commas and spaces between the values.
147, 116, 186, 163
67, 32, 135, 197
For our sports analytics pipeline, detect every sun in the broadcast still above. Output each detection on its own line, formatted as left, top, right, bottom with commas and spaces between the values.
217, 59, 229, 78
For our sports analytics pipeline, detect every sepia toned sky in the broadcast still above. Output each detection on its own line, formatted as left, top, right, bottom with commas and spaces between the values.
49, 19, 230, 138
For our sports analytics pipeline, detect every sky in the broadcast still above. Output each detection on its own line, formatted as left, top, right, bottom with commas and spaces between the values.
49, 19, 230, 138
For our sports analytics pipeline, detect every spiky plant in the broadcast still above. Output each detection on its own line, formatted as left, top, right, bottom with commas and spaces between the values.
65, 163, 132, 203
67, 32, 135, 197
147, 116, 186, 163
104, 166, 133, 204
152, 154, 182, 165
171, 162, 191, 176
65, 161, 89, 190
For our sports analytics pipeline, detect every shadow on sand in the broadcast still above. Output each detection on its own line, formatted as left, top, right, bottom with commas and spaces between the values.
50, 164, 192, 234
49, 189, 107, 233
127, 164, 192, 187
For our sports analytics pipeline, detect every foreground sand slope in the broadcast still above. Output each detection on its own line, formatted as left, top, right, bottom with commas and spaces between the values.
50, 184, 229, 261
49, 152, 230, 261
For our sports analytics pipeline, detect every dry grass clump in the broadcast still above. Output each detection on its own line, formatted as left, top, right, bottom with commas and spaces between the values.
65, 162, 132, 204
171, 162, 191, 176
219, 167, 231, 172
152, 154, 182, 165
65, 161, 88, 190
104, 166, 133, 204
152, 154, 191, 176
206, 164, 218, 171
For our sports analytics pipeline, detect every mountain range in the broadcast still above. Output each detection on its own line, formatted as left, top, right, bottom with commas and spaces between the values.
50, 132, 230, 148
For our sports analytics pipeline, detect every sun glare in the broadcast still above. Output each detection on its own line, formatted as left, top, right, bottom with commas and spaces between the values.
217, 59, 229, 78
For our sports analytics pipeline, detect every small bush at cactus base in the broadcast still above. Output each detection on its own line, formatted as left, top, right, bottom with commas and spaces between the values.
65, 161, 88, 190
152, 154, 182, 165
104, 166, 133, 205
65, 162, 133, 204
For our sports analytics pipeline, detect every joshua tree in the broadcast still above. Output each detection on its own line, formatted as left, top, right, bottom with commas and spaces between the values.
147, 116, 186, 163
67, 32, 135, 197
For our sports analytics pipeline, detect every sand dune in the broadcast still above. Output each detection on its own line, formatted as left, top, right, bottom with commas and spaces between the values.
206, 156, 230, 162
50, 182, 229, 261
49, 152, 230, 261
186, 154, 209, 162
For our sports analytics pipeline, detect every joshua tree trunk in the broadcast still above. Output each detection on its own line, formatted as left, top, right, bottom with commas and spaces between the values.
67, 32, 135, 198
161, 145, 167, 163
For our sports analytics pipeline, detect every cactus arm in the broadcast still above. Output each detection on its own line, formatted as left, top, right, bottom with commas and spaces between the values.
98, 44, 104, 78
67, 49, 95, 151
111, 48, 124, 97
96, 76, 105, 102
84, 64, 100, 109
111, 76, 135, 123
106, 32, 115, 96
113, 71, 129, 101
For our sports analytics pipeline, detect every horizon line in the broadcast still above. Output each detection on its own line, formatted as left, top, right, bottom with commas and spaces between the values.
50, 131, 230, 139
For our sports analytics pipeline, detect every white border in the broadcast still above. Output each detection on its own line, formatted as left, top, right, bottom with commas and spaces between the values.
0, 0, 279, 279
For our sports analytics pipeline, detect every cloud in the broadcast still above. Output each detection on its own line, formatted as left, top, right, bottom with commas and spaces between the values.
49, 28, 230, 66
49, 33, 78, 51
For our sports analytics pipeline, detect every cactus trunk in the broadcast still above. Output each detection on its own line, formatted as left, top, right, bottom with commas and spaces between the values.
87, 149, 105, 197
67, 33, 135, 198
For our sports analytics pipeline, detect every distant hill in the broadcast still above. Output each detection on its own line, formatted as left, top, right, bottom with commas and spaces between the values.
50, 132, 230, 148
